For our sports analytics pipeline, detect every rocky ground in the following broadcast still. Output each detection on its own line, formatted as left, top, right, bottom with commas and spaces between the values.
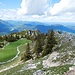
64, 66, 75, 75
0, 32, 75, 75
43, 51, 60, 68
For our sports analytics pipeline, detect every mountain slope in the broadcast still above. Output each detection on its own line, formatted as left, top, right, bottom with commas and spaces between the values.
36, 24, 75, 33
1, 20, 75, 35
8, 21, 75, 34
0, 31, 75, 75
0, 20, 10, 32
0, 20, 12, 35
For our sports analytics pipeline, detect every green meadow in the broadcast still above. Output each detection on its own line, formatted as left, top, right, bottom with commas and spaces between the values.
0, 39, 30, 62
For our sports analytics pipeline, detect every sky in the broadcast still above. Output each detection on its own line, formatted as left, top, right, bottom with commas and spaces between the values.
0, 0, 75, 22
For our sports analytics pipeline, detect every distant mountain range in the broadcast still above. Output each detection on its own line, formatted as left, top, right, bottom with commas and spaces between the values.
0, 19, 75, 35
36, 24, 75, 33
0, 20, 11, 35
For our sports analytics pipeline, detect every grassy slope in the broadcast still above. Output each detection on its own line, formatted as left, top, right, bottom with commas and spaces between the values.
0, 39, 30, 62
0, 43, 73, 75
0, 56, 72, 75
0, 33, 75, 75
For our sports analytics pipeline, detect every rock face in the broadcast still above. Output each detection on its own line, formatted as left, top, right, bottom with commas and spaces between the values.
55, 32, 75, 65
33, 70, 45, 75
64, 66, 75, 75
42, 32, 75, 68
43, 51, 60, 68
1, 32, 75, 75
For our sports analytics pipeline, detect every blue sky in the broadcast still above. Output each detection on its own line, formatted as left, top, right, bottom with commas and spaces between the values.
0, 0, 60, 9
0, 0, 21, 9
0, 0, 75, 22
48, 0, 60, 6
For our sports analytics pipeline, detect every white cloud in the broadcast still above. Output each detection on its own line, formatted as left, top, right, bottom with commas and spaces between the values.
0, 9, 18, 20
0, 0, 75, 22
0, 9, 41, 21
18, 0, 48, 15
50, 0, 75, 16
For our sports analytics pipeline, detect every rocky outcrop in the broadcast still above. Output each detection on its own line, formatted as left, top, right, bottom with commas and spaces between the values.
64, 66, 75, 75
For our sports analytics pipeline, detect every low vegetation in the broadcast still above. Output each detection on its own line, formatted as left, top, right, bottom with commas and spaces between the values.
0, 39, 30, 62
0, 30, 75, 75
21, 29, 57, 61
0, 55, 72, 75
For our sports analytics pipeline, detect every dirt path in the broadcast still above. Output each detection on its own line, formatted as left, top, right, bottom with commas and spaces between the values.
0, 61, 22, 73
43, 51, 60, 68
0, 45, 22, 72
0, 46, 20, 64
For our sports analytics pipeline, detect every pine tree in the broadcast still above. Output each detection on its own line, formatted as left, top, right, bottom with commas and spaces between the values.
42, 29, 57, 56
33, 40, 43, 58
21, 43, 32, 61
4, 35, 8, 41
47, 29, 57, 50
16, 34, 20, 40
0, 36, 3, 42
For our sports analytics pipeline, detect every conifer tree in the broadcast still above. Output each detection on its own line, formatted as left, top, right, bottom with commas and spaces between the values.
21, 43, 32, 61
33, 40, 43, 58
42, 29, 57, 56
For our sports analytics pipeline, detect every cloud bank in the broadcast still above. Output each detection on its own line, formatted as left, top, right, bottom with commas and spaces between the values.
0, 0, 75, 22
50, 0, 75, 16
18, 0, 48, 15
